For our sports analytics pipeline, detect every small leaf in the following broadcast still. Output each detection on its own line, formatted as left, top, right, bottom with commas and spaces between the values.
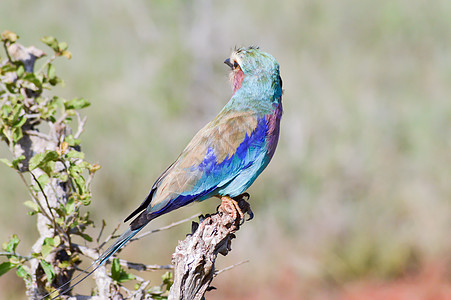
53, 236, 61, 247
12, 115, 26, 128
16, 265, 31, 282
58, 261, 70, 269
64, 98, 90, 110
23, 72, 43, 88
58, 42, 68, 52
90, 163, 101, 173
0, 158, 13, 168
111, 258, 135, 283
2, 235, 20, 253
65, 135, 81, 147
111, 258, 121, 279
39, 260, 55, 281
29, 150, 58, 170
12, 155, 25, 169
79, 233, 92, 242
11, 127, 23, 143
59, 141, 69, 154
24, 201, 40, 213
55, 217, 65, 226
47, 64, 56, 80
81, 196, 91, 206
61, 50, 72, 59
0, 262, 16, 277
41, 245, 53, 258
16, 65, 24, 78
36, 173, 50, 187
66, 150, 84, 159
1, 30, 18, 42
65, 197, 75, 214
9, 256, 21, 264
41, 36, 58, 51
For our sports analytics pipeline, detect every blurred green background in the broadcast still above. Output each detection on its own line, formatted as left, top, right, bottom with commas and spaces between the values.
1, 0, 451, 299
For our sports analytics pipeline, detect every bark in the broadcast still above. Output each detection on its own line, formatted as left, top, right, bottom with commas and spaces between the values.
169, 194, 253, 300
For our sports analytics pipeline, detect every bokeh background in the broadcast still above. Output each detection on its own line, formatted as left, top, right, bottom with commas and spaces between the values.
1, 0, 451, 299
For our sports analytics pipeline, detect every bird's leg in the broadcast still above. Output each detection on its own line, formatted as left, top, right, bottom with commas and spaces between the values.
217, 193, 254, 225
218, 196, 244, 222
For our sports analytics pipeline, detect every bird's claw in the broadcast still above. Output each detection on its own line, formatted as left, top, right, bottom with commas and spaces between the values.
218, 193, 254, 226
233, 193, 254, 224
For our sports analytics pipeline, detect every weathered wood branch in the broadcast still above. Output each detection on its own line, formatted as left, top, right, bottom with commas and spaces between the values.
169, 194, 253, 300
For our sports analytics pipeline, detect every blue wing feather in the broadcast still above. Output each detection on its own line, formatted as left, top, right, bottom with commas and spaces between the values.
149, 113, 270, 217
148, 111, 268, 216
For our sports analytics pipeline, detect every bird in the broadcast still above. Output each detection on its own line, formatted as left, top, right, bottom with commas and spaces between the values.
49, 46, 282, 298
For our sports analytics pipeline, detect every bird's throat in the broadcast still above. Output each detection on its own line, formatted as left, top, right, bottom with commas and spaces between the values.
232, 69, 245, 94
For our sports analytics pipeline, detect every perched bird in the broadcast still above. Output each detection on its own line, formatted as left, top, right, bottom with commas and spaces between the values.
50, 46, 282, 298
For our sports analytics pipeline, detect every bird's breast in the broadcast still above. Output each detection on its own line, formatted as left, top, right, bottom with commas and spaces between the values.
232, 69, 245, 95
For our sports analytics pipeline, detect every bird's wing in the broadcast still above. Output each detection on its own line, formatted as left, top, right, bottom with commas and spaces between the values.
126, 109, 269, 226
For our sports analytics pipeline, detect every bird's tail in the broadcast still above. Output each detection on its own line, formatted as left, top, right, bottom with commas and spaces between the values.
45, 227, 142, 300
97, 227, 141, 266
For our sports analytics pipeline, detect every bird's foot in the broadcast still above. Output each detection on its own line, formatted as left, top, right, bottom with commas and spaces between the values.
233, 193, 254, 223
218, 193, 253, 226
218, 196, 243, 223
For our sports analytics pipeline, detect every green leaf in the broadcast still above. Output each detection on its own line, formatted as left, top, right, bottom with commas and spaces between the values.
79, 233, 92, 242
41, 244, 53, 258
12, 155, 25, 169
111, 258, 135, 283
41, 36, 58, 51
39, 260, 55, 281
65, 197, 75, 214
8, 103, 23, 125
61, 50, 72, 59
111, 258, 120, 280
16, 265, 31, 283
9, 256, 21, 265
12, 115, 26, 128
58, 261, 70, 269
58, 42, 68, 52
23, 73, 42, 88
11, 127, 23, 143
0, 262, 16, 277
40, 236, 60, 257
48, 76, 62, 86
0, 158, 13, 168
24, 201, 40, 213
28, 150, 58, 171
2, 235, 20, 253
55, 217, 65, 226
80, 195, 91, 206
37, 173, 50, 186
53, 236, 61, 247
64, 98, 90, 110
65, 135, 81, 147
161, 271, 173, 288
16, 65, 24, 78
47, 64, 56, 80
66, 150, 84, 159
1, 30, 18, 42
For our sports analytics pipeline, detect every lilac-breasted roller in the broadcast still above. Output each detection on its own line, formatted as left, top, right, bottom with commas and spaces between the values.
50, 46, 282, 298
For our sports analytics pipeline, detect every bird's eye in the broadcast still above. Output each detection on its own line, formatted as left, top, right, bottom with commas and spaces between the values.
233, 61, 239, 69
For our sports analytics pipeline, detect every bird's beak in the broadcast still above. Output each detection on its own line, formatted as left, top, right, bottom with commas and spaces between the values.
224, 58, 233, 69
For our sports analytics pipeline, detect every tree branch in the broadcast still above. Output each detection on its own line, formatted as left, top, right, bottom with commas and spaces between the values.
168, 194, 253, 300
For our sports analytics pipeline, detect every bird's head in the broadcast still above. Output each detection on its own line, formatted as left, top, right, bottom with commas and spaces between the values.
224, 46, 281, 95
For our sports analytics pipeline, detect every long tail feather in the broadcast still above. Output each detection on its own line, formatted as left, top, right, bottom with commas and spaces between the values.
43, 227, 142, 300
